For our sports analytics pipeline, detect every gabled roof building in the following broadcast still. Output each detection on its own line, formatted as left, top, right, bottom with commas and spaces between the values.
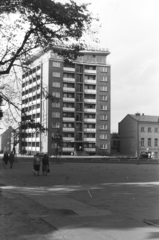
119, 113, 159, 158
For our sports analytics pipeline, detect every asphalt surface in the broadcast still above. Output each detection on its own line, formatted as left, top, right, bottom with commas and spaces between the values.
1, 160, 159, 239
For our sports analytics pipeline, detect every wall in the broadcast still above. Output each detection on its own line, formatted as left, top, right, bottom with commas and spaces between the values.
119, 115, 137, 156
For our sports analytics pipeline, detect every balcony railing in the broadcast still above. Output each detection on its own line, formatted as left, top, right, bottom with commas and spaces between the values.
63, 67, 75, 72
84, 138, 96, 142
84, 128, 96, 133
63, 97, 75, 102
84, 79, 96, 85
63, 137, 75, 141
63, 77, 75, 83
63, 127, 75, 132
84, 89, 96, 94
63, 117, 75, 122
84, 108, 96, 113
84, 99, 96, 103
84, 69, 96, 74
62, 147, 74, 152
84, 118, 96, 123
63, 87, 75, 92
63, 107, 75, 112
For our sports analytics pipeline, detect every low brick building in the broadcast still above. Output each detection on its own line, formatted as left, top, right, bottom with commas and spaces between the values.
119, 113, 159, 158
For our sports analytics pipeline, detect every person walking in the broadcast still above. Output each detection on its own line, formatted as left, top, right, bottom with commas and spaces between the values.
33, 153, 41, 176
9, 151, 14, 169
42, 154, 49, 176
3, 151, 9, 168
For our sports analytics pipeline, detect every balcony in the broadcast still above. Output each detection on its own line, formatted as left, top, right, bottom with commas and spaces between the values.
63, 137, 75, 141
84, 99, 96, 104
84, 89, 96, 94
63, 127, 75, 132
84, 108, 96, 113
63, 97, 75, 102
84, 79, 96, 85
63, 87, 75, 92
84, 69, 96, 74
84, 118, 96, 123
84, 148, 96, 152
84, 128, 96, 133
63, 77, 75, 83
63, 117, 75, 122
84, 138, 96, 142
63, 67, 75, 72
62, 147, 74, 152
36, 69, 41, 76
63, 107, 75, 112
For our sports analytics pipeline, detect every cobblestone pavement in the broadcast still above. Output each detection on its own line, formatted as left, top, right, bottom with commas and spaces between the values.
1, 161, 159, 239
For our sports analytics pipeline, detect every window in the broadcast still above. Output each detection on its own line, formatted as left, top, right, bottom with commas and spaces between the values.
100, 144, 107, 149
155, 128, 158, 133
148, 138, 151, 147
53, 72, 60, 77
100, 67, 107, 72
100, 95, 107, 101
52, 92, 60, 98
148, 127, 151, 132
100, 86, 107, 91
141, 127, 144, 132
99, 134, 107, 139
52, 112, 60, 118
51, 143, 57, 148
101, 76, 107, 81
100, 115, 107, 120
53, 62, 60, 67
100, 105, 107, 110
141, 138, 144, 147
155, 138, 158, 147
52, 122, 60, 128
52, 82, 60, 88
52, 102, 60, 108
100, 124, 107, 130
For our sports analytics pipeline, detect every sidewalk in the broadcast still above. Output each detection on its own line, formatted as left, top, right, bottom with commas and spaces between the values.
1, 161, 159, 239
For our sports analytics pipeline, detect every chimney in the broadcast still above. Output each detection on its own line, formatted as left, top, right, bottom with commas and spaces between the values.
135, 113, 140, 116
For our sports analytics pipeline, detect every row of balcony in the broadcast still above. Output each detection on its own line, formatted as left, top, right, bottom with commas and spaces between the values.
63, 67, 96, 74
22, 99, 41, 108
22, 69, 41, 82
23, 80, 41, 91
63, 117, 96, 123
63, 77, 96, 85
63, 98, 96, 103
63, 107, 96, 113
63, 88, 96, 94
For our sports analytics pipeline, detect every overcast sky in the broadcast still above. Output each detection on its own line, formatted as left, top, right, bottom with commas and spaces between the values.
1, 0, 159, 134
85, 0, 159, 132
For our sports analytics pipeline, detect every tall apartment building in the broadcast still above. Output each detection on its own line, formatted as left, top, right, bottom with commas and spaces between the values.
119, 113, 159, 158
21, 47, 111, 155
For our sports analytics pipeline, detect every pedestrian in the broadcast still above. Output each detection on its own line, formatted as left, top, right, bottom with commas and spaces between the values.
3, 151, 9, 168
9, 151, 14, 169
42, 154, 49, 176
33, 153, 41, 176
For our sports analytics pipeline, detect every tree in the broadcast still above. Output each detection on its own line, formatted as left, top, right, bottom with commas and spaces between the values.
52, 131, 63, 162
0, 0, 99, 128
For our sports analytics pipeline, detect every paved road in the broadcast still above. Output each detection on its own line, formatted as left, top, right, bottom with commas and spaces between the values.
1, 161, 159, 239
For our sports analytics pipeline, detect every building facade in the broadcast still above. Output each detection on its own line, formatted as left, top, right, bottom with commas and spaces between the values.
119, 113, 159, 158
21, 48, 111, 155
111, 133, 120, 155
0, 127, 13, 152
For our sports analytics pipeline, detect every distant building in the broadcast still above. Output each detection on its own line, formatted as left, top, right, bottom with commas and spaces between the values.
0, 127, 13, 152
119, 113, 159, 158
21, 47, 111, 156
111, 133, 120, 154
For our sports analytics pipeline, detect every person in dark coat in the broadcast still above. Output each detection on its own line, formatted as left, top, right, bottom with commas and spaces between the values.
3, 151, 9, 168
9, 151, 14, 169
33, 153, 41, 176
42, 154, 49, 176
